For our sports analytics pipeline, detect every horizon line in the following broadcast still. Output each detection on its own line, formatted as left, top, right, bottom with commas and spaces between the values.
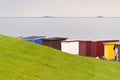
0, 16, 120, 18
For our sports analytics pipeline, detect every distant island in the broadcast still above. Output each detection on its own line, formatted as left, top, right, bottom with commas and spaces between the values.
42, 16, 55, 18
96, 16, 104, 18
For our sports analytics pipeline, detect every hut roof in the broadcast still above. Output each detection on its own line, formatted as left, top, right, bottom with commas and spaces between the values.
22, 36, 46, 40
43, 37, 67, 41
103, 42, 120, 45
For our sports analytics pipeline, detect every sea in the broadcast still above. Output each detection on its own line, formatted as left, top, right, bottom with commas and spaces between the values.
0, 17, 120, 40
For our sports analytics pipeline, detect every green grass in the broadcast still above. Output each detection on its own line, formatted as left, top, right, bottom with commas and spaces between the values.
0, 35, 120, 80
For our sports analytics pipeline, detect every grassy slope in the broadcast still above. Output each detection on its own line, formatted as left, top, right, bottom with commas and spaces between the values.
0, 35, 120, 80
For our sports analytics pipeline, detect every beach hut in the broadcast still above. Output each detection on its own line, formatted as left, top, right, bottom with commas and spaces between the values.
104, 42, 120, 60
61, 40, 92, 55
22, 36, 45, 44
43, 37, 67, 50
61, 40, 80, 55
91, 40, 119, 58
79, 41, 92, 56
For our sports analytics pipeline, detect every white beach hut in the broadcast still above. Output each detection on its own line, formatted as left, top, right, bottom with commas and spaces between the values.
61, 40, 80, 55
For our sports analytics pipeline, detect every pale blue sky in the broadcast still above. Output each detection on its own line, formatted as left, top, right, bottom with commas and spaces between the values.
0, 0, 120, 17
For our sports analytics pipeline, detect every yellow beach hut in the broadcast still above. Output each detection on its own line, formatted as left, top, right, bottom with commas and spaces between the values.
104, 42, 120, 60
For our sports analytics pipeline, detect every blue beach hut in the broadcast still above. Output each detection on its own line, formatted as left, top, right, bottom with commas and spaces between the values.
22, 36, 45, 45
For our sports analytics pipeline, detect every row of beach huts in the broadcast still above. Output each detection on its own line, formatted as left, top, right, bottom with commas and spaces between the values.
18, 36, 120, 61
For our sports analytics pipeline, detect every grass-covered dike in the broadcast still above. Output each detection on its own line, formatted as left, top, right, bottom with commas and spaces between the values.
0, 35, 120, 80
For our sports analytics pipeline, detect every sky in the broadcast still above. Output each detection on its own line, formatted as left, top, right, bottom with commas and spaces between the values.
0, 0, 120, 17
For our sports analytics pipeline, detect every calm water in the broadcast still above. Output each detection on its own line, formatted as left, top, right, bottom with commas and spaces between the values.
0, 17, 120, 40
